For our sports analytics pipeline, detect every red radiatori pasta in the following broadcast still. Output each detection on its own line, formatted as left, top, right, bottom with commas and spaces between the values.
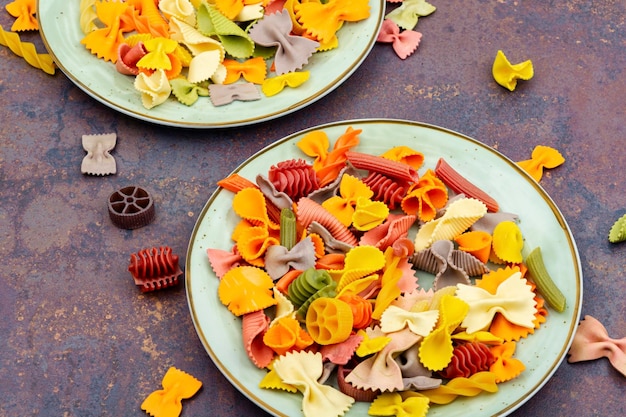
296, 197, 358, 246
268, 159, 320, 201
361, 171, 410, 210
438, 342, 496, 379
128, 246, 182, 292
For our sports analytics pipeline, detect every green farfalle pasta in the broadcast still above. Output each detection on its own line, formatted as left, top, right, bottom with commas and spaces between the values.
196, 3, 255, 59
608, 213, 626, 243
170, 77, 209, 106
525, 247, 566, 312
280, 207, 297, 250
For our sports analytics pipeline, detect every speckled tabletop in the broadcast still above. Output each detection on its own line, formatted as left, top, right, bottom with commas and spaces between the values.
1, 1, 624, 416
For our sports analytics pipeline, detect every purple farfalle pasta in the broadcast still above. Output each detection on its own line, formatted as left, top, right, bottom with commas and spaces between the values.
208, 82, 261, 106
248, 10, 320, 75
268, 159, 320, 202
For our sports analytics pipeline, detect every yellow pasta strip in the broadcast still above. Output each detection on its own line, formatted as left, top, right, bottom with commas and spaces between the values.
0, 24, 55, 74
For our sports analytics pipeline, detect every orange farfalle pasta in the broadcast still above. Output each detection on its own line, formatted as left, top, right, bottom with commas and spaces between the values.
401, 169, 448, 222
517, 145, 565, 182
263, 315, 314, 355
5, 0, 38, 31
218, 265, 277, 316
455, 230, 492, 264
80, 0, 130, 63
127, 0, 170, 36
140, 367, 202, 417
223, 56, 267, 84
489, 341, 525, 383
295, 0, 370, 44
297, 126, 361, 186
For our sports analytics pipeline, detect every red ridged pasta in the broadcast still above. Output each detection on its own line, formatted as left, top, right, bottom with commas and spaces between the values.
128, 246, 182, 292
296, 197, 358, 246
435, 158, 499, 212
346, 151, 420, 183
361, 172, 409, 210
438, 342, 495, 379
268, 159, 320, 201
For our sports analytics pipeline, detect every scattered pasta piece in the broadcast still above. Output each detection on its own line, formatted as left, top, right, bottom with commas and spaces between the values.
525, 246, 566, 312
368, 392, 430, 417
273, 351, 355, 417
456, 271, 537, 334
249, 10, 319, 75
128, 246, 182, 292
262, 71, 310, 97
208, 82, 261, 106
5, 0, 38, 31
491, 220, 524, 264
385, 0, 436, 31
567, 315, 626, 377
218, 266, 277, 316
489, 341, 525, 382
418, 371, 498, 405
0, 24, 55, 74
492, 49, 534, 91
81, 133, 117, 176
608, 213, 626, 243
376, 19, 422, 60
413, 197, 487, 251
419, 294, 469, 371
517, 145, 565, 182
434, 158, 499, 212
140, 367, 202, 417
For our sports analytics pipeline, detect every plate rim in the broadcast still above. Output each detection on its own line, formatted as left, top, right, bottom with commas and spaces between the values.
37, 0, 385, 129
185, 118, 583, 416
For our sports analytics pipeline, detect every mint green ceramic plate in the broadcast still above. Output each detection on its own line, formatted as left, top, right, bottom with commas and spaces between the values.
186, 119, 582, 416
38, 1, 384, 128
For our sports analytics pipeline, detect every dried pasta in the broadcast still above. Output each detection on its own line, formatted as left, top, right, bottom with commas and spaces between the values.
0, 24, 55, 74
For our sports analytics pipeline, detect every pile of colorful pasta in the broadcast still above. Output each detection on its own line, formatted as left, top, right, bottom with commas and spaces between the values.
78, 0, 370, 109
206, 126, 567, 417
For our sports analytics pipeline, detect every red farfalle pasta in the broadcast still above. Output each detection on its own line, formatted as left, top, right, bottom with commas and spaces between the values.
346, 151, 420, 183
376, 19, 422, 60
435, 158, 499, 212
361, 171, 410, 210
438, 342, 496, 379
268, 159, 320, 202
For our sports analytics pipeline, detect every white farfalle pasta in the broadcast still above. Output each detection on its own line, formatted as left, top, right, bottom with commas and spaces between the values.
273, 351, 354, 417
134, 69, 171, 109
380, 305, 439, 336
187, 50, 223, 83
455, 271, 537, 334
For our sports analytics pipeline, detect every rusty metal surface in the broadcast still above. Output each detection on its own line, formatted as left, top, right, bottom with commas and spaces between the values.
0, 1, 624, 416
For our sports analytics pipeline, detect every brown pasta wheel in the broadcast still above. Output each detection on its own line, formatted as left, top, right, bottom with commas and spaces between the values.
108, 186, 155, 229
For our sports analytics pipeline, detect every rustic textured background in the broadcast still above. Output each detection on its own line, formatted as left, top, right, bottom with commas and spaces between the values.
1, 1, 624, 416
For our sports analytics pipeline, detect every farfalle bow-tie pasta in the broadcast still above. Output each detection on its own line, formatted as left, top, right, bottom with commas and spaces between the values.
205, 125, 568, 417
78, 0, 372, 109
